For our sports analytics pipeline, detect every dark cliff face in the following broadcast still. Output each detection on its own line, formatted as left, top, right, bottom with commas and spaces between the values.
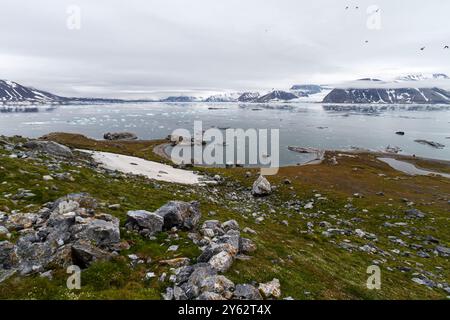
323, 87, 450, 104
0, 80, 66, 103
238, 92, 260, 102
255, 90, 298, 103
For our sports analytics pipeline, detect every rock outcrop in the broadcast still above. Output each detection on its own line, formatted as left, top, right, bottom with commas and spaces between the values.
0, 193, 122, 280
103, 132, 138, 141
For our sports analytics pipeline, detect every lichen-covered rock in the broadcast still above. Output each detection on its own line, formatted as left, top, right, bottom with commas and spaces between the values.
239, 238, 257, 254
24, 140, 73, 158
208, 251, 234, 273
71, 241, 114, 268
156, 201, 201, 231
234, 284, 263, 300
126, 210, 164, 235
258, 278, 281, 299
197, 292, 226, 300
221, 220, 240, 232
200, 275, 235, 295
73, 216, 120, 248
0, 241, 16, 269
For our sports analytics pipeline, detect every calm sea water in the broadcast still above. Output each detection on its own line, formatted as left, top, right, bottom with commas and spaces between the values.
0, 103, 449, 166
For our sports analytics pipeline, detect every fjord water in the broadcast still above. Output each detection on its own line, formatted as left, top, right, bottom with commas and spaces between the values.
0, 102, 449, 166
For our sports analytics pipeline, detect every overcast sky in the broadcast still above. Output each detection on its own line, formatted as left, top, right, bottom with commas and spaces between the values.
1, 0, 449, 98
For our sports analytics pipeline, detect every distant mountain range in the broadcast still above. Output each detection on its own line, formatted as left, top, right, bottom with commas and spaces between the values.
323, 74, 450, 104
2, 74, 450, 105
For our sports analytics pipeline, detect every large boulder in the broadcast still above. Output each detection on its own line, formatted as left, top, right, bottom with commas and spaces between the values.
103, 132, 137, 141
51, 193, 98, 214
156, 201, 201, 231
126, 210, 164, 235
24, 140, 73, 158
14, 235, 56, 274
252, 176, 272, 197
71, 241, 114, 268
5, 213, 40, 231
208, 251, 234, 273
72, 216, 120, 248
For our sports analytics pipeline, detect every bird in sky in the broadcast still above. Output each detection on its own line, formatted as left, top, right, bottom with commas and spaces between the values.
420, 47, 426, 51
445, 45, 449, 49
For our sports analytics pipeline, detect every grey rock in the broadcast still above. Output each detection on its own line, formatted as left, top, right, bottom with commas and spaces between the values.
209, 251, 234, 273
0, 226, 9, 236
126, 210, 164, 235
405, 209, 426, 219
239, 238, 257, 254
436, 246, 450, 257
156, 201, 201, 231
200, 275, 235, 294
103, 132, 138, 141
252, 176, 272, 197
221, 220, 240, 232
0, 269, 16, 284
180, 282, 200, 299
0, 241, 16, 269
197, 292, 226, 300
234, 284, 263, 300
24, 140, 73, 158
259, 278, 281, 299
187, 264, 217, 287
73, 216, 120, 248
162, 287, 174, 300
71, 241, 114, 268
173, 285, 188, 300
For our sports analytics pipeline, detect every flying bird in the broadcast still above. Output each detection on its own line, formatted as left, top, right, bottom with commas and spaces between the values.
345, 6, 349, 9
445, 45, 449, 49
420, 47, 426, 51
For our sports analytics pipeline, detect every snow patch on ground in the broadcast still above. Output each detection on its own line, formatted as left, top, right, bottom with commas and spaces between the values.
79, 149, 210, 185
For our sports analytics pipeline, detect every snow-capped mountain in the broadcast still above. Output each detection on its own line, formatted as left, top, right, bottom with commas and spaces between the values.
0, 80, 66, 104
255, 90, 298, 103
290, 84, 322, 96
396, 73, 450, 82
160, 96, 200, 103
237, 92, 260, 102
323, 87, 450, 104
203, 92, 241, 102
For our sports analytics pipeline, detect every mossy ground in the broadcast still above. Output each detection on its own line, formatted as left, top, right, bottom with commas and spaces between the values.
0, 134, 448, 300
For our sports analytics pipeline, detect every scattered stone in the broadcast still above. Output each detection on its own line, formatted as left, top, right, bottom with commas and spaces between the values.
252, 176, 272, 197
258, 278, 281, 299
405, 209, 426, 219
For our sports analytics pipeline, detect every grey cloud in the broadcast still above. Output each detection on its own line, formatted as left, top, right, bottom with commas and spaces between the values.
0, 0, 449, 98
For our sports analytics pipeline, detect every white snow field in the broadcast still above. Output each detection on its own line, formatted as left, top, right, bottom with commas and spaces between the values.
79, 149, 210, 185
